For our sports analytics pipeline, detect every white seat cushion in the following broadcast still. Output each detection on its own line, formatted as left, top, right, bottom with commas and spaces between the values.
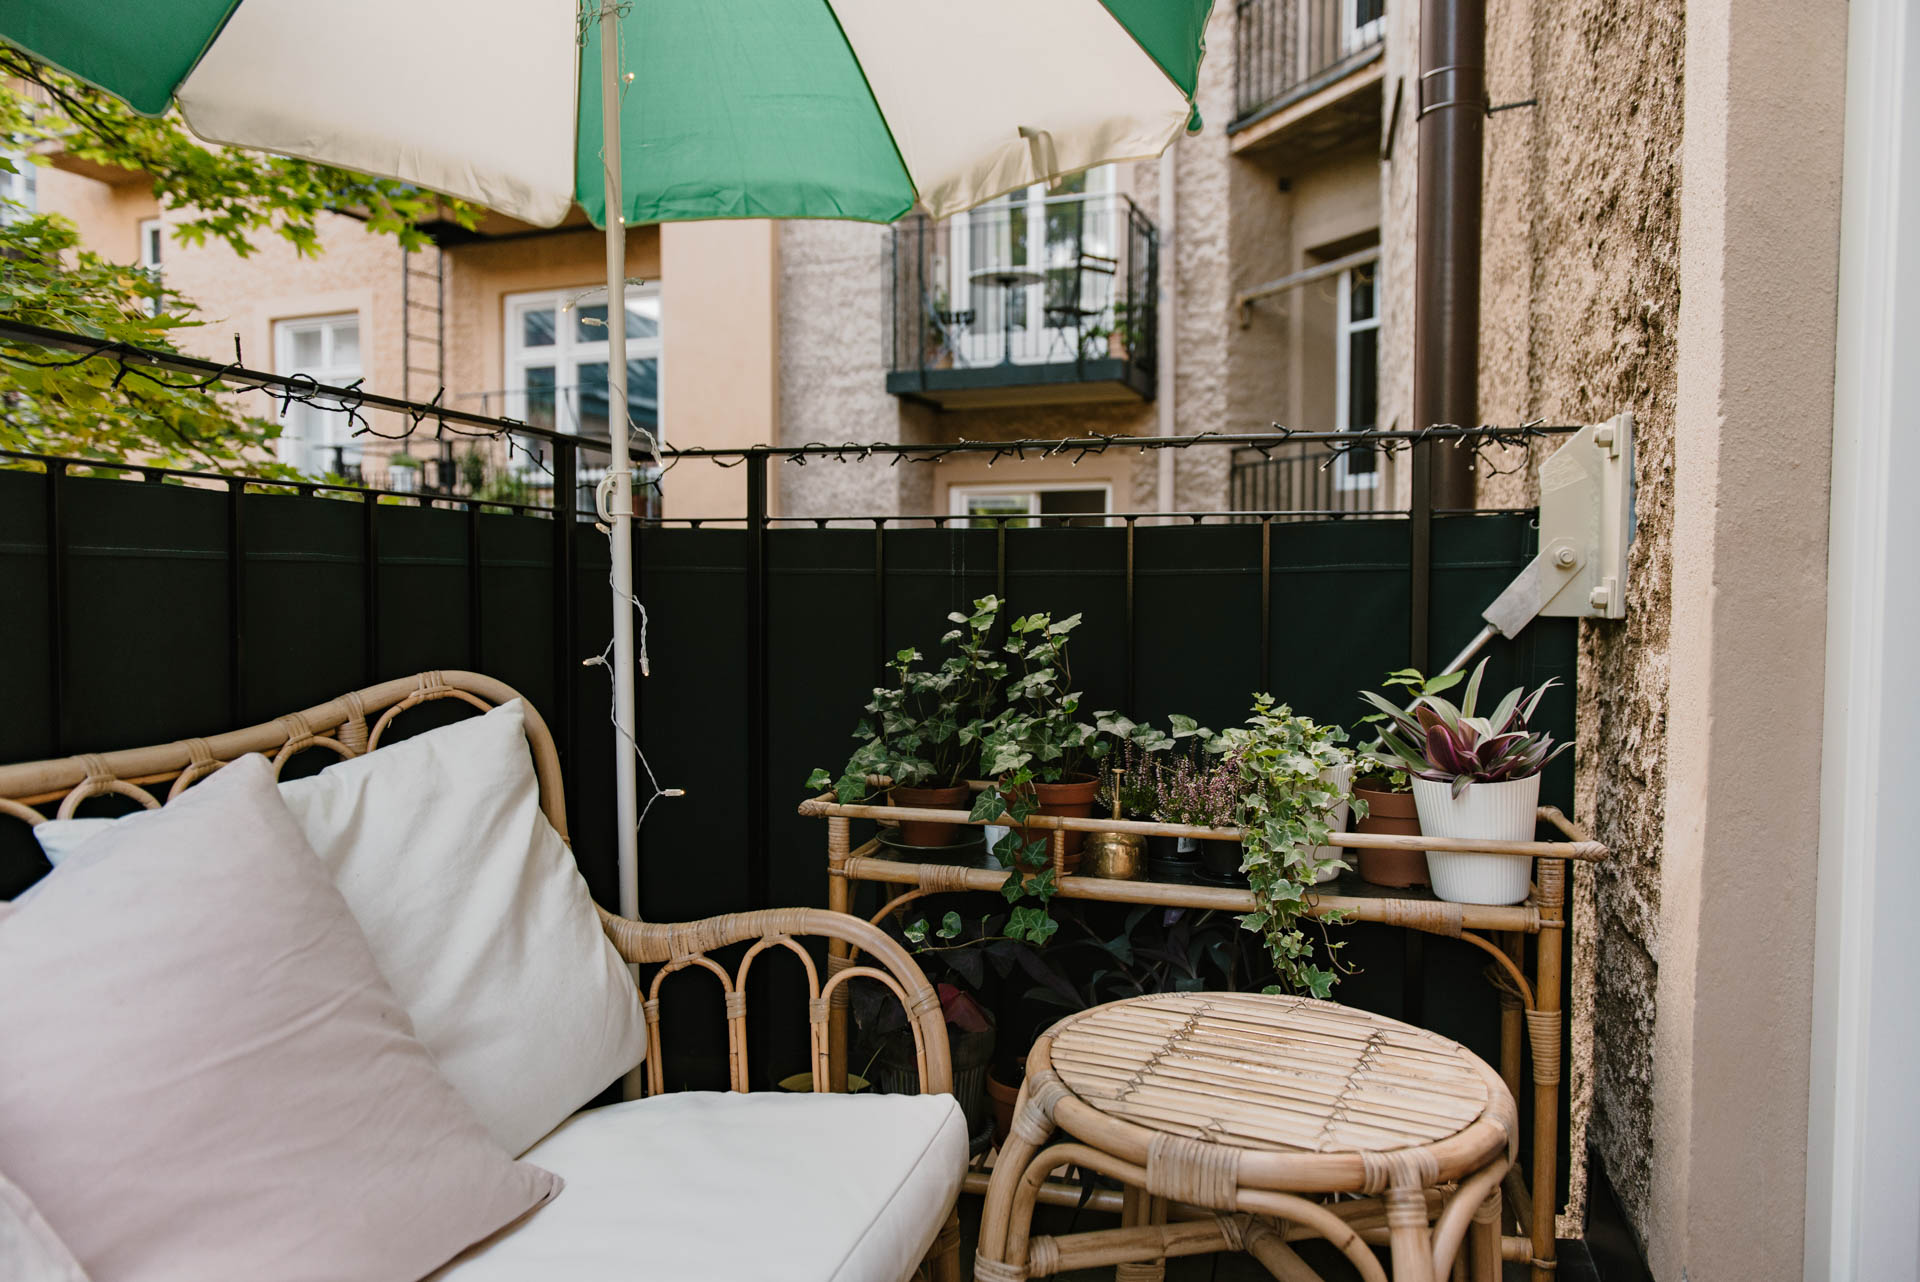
431, 1091, 968, 1282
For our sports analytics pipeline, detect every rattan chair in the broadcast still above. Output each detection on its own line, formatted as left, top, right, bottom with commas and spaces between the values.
974, 991, 1517, 1282
0, 670, 963, 1282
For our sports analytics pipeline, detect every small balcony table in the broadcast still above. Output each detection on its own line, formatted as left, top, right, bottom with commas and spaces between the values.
973, 990, 1516, 1282
797, 789, 1606, 1282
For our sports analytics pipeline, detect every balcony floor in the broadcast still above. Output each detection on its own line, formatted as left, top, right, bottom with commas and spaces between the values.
886, 357, 1154, 409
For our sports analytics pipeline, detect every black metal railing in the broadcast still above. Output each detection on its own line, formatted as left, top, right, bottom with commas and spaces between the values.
1229, 442, 1397, 518
885, 191, 1156, 393
1235, 0, 1387, 123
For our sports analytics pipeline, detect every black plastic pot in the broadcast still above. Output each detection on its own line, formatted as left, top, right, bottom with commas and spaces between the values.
1195, 837, 1247, 886
1146, 834, 1200, 883
875, 1026, 995, 1142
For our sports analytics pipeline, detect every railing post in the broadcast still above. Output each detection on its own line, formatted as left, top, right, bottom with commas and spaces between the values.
552, 437, 579, 781
227, 476, 246, 725
745, 451, 770, 913
44, 460, 67, 756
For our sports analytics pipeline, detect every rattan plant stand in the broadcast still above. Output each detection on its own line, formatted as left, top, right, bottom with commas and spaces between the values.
797, 789, 1606, 1281
972, 991, 1516, 1282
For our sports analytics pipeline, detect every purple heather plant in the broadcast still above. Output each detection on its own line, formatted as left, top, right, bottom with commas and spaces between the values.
1153, 750, 1240, 829
1359, 658, 1572, 800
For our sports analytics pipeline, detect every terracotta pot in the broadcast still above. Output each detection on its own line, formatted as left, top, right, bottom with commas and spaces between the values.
1033, 774, 1100, 860
1352, 784, 1428, 888
988, 1066, 1023, 1149
889, 783, 971, 848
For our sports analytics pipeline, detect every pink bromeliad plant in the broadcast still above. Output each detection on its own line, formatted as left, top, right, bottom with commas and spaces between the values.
1359, 659, 1571, 800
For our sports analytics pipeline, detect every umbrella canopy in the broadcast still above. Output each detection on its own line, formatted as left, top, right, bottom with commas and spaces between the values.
4, 0, 1210, 934
3, 0, 1210, 227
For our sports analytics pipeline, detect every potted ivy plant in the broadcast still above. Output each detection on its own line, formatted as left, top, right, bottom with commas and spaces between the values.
1361, 659, 1571, 905
1349, 667, 1463, 887
977, 610, 1108, 868
1214, 696, 1358, 998
807, 596, 1004, 849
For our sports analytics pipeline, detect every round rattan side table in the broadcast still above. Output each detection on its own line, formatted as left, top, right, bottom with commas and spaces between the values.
974, 992, 1517, 1282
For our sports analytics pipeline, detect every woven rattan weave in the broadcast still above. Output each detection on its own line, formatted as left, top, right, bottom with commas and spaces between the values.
974, 992, 1516, 1282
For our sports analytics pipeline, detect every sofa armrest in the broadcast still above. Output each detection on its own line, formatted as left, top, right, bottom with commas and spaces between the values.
595, 905, 953, 1098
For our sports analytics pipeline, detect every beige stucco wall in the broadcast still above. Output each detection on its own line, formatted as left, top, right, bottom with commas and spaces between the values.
1385, 0, 1846, 1269
33, 165, 782, 519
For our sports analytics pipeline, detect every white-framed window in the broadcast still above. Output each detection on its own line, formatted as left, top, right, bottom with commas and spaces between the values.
0, 150, 35, 224
273, 313, 362, 476
503, 286, 662, 449
137, 217, 165, 314
1342, 0, 1387, 54
948, 482, 1113, 528
1334, 261, 1380, 490
944, 165, 1118, 367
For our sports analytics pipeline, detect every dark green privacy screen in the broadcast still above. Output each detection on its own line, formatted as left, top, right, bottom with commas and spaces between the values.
0, 467, 1575, 1198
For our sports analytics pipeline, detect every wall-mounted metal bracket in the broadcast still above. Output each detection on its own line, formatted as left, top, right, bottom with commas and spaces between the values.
1443, 411, 1634, 671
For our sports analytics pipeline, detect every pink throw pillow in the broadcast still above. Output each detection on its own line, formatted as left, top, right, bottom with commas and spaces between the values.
0, 755, 560, 1282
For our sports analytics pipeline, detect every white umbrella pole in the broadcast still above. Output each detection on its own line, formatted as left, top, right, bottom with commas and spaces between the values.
598, 1, 640, 926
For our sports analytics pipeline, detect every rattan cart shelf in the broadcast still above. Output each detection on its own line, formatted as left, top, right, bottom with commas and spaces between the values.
797, 789, 1606, 1282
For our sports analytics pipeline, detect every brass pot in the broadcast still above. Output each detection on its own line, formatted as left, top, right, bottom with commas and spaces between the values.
1082, 830, 1147, 880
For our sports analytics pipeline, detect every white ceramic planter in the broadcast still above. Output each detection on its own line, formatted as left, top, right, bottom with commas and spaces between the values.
1312, 762, 1355, 884
1410, 774, 1541, 905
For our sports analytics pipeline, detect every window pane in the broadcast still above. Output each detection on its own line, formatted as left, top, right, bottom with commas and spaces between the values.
576, 300, 658, 342
1349, 266, 1376, 323
521, 307, 556, 348
627, 358, 659, 435
1347, 328, 1379, 473
331, 319, 360, 366
626, 296, 660, 340
964, 493, 1033, 529
290, 326, 324, 368
575, 361, 610, 441
1036, 488, 1108, 527
523, 365, 557, 433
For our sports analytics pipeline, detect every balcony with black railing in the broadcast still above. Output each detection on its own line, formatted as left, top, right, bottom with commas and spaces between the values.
1232, 0, 1386, 152
885, 190, 1156, 409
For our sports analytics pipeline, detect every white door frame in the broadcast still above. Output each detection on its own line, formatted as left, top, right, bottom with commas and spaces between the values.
1805, 0, 1920, 1275
1334, 262, 1381, 492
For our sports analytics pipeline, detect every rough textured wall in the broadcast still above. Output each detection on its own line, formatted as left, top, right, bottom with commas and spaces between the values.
776, 220, 934, 519
1479, 0, 1685, 1241
1165, 0, 1241, 513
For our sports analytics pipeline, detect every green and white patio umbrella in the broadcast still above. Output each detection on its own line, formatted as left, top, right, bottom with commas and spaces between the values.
2, 0, 1211, 919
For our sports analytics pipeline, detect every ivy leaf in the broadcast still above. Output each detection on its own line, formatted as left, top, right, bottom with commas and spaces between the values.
936, 911, 963, 940
805, 768, 832, 791
970, 790, 1008, 822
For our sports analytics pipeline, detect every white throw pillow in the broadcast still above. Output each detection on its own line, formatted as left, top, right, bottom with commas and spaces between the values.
33, 700, 645, 1157
1, 1170, 89, 1282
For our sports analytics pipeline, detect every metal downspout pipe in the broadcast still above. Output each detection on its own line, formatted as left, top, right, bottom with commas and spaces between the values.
1409, 0, 1488, 664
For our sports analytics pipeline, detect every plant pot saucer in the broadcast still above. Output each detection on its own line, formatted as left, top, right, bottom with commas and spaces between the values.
1190, 864, 1249, 888
876, 828, 989, 866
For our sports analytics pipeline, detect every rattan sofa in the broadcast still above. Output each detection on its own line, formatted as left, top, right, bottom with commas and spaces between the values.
0, 670, 965, 1282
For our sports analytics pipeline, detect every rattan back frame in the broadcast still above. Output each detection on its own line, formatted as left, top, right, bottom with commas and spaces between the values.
0, 669, 956, 1101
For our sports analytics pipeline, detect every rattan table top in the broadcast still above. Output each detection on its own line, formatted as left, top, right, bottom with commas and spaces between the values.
1045, 992, 1495, 1156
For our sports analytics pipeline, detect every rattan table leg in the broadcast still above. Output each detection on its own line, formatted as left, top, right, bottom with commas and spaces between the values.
1469, 1187, 1503, 1282
1386, 1183, 1437, 1282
